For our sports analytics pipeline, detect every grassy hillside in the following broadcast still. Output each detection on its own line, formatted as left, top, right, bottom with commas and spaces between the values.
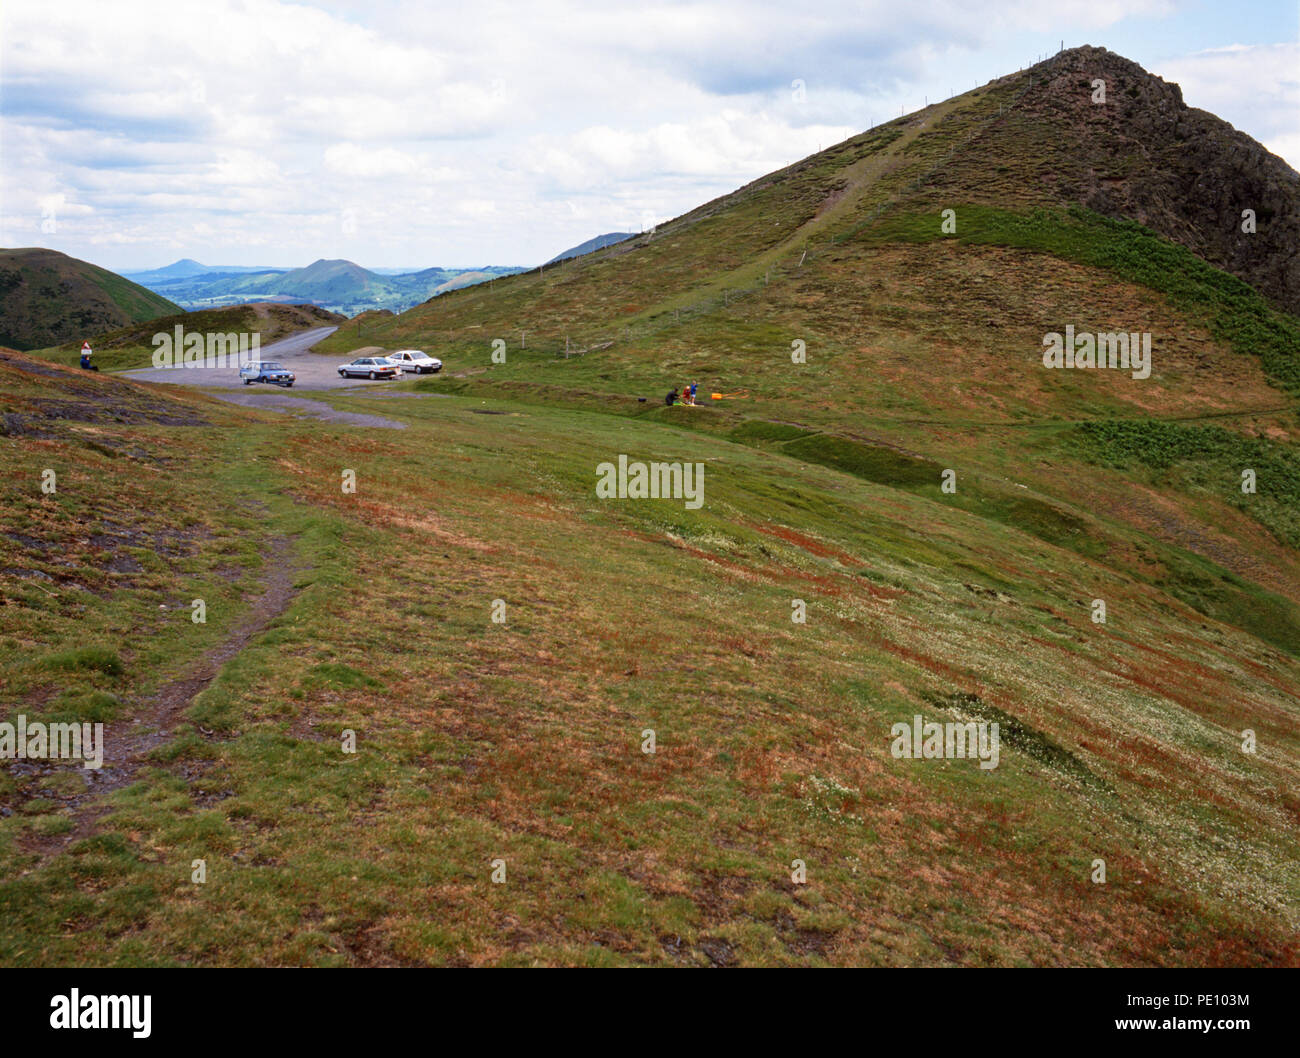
3, 46, 1298, 967
0, 248, 181, 351
310, 52, 1300, 657
1, 353, 1297, 965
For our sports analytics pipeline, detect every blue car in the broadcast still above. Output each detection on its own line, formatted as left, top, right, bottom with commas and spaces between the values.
239, 360, 296, 387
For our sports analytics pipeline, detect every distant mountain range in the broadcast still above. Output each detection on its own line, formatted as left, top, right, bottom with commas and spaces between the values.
0, 228, 644, 349
0, 247, 182, 351
121, 233, 641, 316
125, 258, 290, 282
546, 232, 635, 264
123, 258, 528, 316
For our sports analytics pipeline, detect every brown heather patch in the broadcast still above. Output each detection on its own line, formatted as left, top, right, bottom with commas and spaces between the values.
752, 522, 863, 565
1086, 480, 1300, 604
798, 242, 1283, 425
864, 631, 980, 688
1232, 654, 1300, 703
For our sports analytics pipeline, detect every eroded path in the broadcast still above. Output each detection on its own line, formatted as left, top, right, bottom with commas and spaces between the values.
15, 538, 304, 866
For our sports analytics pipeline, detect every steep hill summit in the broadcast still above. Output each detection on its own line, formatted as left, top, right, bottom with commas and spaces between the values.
933, 45, 1299, 313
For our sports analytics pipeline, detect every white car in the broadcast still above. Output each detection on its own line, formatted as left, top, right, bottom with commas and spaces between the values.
385, 349, 442, 374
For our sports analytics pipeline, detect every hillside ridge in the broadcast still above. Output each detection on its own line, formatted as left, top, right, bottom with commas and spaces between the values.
0, 247, 181, 350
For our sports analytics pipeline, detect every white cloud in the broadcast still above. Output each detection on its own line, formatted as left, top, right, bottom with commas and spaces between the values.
1156, 43, 1300, 170
0, 0, 1288, 269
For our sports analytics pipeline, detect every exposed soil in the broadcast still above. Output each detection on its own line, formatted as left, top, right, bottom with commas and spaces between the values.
13, 536, 304, 863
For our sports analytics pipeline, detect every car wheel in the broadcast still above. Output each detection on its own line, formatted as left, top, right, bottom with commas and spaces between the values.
243, 379, 251, 385
369, 371, 377, 379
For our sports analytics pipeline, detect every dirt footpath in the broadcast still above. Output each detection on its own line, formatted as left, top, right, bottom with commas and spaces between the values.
16, 537, 304, 865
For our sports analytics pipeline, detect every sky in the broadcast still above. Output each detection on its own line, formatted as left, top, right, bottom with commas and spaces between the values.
1, 0, 1296, 272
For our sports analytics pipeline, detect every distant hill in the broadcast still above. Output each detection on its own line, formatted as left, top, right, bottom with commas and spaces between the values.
268, 259, 387, 301
546, 232, 635, 264
138, 258, 208, 279
0, 247, 181, 351
127, 258, 526, 316
124, 259, 288, 283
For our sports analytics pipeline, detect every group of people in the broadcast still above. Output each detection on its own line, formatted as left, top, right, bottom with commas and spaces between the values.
666, 382, 699, 406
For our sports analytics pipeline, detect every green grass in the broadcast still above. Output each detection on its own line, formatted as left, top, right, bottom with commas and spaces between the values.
922, 691, 1112, 792
1074, 418, 1300, 547
727, 421, 814, 443
1, 380, 1298, 965
783, 433, 941, 485
855, 204, 1300, 392
39, 646, 125, 678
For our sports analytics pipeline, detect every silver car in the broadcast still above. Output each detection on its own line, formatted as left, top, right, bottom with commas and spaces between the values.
338, 357, 399, 380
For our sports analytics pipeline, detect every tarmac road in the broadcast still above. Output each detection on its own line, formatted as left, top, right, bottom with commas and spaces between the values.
120, 326, 414, 392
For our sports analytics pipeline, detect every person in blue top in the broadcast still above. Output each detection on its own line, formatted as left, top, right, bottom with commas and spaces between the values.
690, 382, 698, 403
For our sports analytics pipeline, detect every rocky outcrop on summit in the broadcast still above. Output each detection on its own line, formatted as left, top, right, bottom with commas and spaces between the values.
1022, 46, 1299, 315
